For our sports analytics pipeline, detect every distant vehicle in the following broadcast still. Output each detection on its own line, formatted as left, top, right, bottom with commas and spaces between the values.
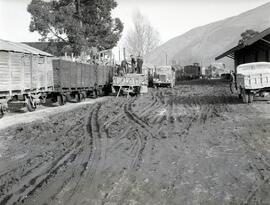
112, 74, 148, 96
183, 63, 201, 80
153, 66, 175, 88
236, 62, 270, 103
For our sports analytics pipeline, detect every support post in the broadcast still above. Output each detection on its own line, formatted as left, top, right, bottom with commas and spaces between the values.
116, 86, 122, 98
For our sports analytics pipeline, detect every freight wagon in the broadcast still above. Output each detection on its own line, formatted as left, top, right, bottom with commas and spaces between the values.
0, 39, 54, 114
183, 63, 201, 80
0, 39, 113, 117
49, 59, 113, 103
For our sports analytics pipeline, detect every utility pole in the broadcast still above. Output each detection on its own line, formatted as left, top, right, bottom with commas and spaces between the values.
118, 47, 121, 62
165, 52, 168, 65
75, 0, 82, 27
123, 48, 126, 60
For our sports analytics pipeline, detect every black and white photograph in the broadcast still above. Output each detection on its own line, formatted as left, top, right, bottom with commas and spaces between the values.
0, 0, 270, 204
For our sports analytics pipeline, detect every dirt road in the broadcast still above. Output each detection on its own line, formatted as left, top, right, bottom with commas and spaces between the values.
0, 79, 270, 205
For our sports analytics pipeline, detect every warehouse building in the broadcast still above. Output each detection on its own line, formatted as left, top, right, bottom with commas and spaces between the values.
215, 27, 270, 72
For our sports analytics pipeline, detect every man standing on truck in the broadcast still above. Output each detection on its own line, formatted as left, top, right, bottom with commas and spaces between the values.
229, 70, 235, 94
120, 58, 128, 75
137, 55, 143, 74
130, 55, 136, 73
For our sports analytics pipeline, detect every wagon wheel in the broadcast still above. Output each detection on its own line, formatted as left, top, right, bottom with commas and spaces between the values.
62, 95, 67, 105
75, 93, 81, 103
26, 97, 36, 112
98, 87, 103, 96
248, 93, 254, 103
92, 90, 97, 98
79, 93, 85, 101
81, 92, 87, 99
0, 104, 4, 119
57, 95, 63, 106
40, 96, 47, 104
66, 94, 72, 102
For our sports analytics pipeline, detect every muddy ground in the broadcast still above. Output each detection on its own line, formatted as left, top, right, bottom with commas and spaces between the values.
0, 79, 270, 205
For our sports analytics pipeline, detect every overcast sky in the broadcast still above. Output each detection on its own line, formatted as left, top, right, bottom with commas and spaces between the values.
0, 0, 269, 44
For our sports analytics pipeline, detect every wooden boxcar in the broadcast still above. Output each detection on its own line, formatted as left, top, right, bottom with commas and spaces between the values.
0, 39, 54, 113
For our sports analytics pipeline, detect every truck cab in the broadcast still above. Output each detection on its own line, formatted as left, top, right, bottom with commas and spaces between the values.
153, 66, 175, 88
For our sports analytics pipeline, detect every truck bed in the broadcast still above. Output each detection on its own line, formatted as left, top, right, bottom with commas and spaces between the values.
237, 72, 270, 90
113, 74, 147, 87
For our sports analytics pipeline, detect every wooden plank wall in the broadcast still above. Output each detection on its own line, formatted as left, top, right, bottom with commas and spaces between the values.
0, 52, 10, 93
53, 59, 99, 90
0, 51, 54, 95
46, 57, 54, 89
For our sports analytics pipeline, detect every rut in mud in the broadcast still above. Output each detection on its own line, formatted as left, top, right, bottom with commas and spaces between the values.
0, 79, 270, 205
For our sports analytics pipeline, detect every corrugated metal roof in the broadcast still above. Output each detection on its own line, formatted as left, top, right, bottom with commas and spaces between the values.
0, 39, 53, 56
215, 27, 270, 60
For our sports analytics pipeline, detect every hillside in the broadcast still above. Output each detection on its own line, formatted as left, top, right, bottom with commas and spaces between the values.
145, 2, 270, 68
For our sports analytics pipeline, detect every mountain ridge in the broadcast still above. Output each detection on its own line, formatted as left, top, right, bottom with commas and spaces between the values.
145, 2, 270, 68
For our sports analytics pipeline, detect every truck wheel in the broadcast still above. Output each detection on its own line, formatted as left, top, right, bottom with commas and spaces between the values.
57, 95, 63, 106
242, 90, 249, 104
238, 94, 242, 99
248, 94, 254, 103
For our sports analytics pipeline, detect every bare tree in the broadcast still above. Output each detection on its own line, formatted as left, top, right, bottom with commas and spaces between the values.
124, 10, 160, 57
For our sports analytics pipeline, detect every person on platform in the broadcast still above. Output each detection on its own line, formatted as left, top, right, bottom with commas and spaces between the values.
130, 55, 136, 73
136, 55, 143, 74
229, 70, 235, 94
120, 58, 128, 75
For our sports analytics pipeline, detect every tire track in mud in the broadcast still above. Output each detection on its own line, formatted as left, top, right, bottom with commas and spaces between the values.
0, 111, 87, 183
0, 134, 85, 205
123, 101, 147, 170
150, 88, 199, 141
64, 104, 103, 205
233, 133, 270, 205
137, 91, 160, 117
52, 107, 97, 204
122, 97, 161, 171
0, 108, 93, 205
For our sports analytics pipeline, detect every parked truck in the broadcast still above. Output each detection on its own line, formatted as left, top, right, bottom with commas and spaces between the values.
153, 66, 175, 88
236, 62, 270, 103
